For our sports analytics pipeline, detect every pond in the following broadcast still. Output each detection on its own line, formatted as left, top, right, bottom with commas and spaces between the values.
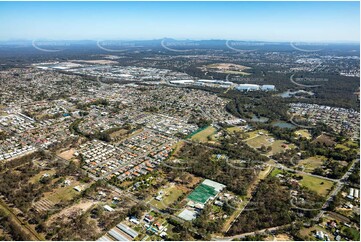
271, 121, 296, 129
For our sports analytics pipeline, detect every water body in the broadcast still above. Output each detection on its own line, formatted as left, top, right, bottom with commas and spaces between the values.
278, 90, 314, 98
271, 121, 296, 129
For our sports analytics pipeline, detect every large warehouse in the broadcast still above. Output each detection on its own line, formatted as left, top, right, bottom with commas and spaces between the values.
169, 79, 194, 85
236, 84, 276, 91
236, 84, 260, 91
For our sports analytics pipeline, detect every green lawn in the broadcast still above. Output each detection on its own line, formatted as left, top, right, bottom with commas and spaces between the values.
299, 225, 330, 241
29, 170, 56, 184
294, 129, 312, 139
190, 126, 217, 143
297, 156, 326, 173
300, 174, 334, 197
246, 135, 272, 148
43, 179, 86, 204
150, 185, 186, 209
269, 168, 285, 177
269, 140, 295, 155
341, 226, 360, 241
226, 126, 243, 134
246, 129, 269, 139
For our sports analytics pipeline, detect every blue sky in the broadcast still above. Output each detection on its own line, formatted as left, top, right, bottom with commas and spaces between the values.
0, 1, 359, 42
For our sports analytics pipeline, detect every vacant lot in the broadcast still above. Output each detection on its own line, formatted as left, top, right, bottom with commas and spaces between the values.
299, 225, 330, 241
300, 174, 334, 197
149, 185, 188, 210
29, 169, 56, 184
58, 148, 75, 160
270, 168, 284, 177
297, 156, 326, 172
33, 178, 89, 213
190, 126, 217, 143
246, 135, 272, 148
201, 63, 251, 75
294, 129, 312, 139
226, 126, 243, 134
268, 140, 295, 155
245, 129, 269, 139
313, 134, 336, 146
47, 199, 96, 225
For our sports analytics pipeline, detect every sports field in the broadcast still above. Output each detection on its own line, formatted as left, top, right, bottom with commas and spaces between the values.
187, 183, 218, 204
190, 126, 217, 143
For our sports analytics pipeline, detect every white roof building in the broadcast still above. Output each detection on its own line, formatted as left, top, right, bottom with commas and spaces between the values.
236, 84, 260, 91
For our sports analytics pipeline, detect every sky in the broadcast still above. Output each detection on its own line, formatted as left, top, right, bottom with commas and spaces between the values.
0, 1, 359, 42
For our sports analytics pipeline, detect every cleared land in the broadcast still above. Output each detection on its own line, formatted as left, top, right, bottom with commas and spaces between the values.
294, 129, 312, 139
297, 156, 326, 172
33, 178, 89, 212
299, 225, 330, 241
58, 148, 75, 160
226, 126, 243, 134
149, 185, 188, 210
200, 63, 251, 75
299, 174, 334, 197
29, 169, 56, 184
246, 135, 272, 148
190, 126, 217, 143
268, 140, 295, 155
47, 200, 95, 225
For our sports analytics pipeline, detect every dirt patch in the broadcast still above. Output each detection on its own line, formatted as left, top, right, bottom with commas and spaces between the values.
58, 148, 75, 160
265, 233, 293, 241
46, 200, 96, 225
313, 134, 336, 146
199, 63, 251, 75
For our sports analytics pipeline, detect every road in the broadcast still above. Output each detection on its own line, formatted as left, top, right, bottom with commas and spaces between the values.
214, 223, 292, 241
313, 158, 359, 221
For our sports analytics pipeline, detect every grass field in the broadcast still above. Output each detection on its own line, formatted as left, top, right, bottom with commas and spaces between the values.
226, 126, 243, 134
43, 179, 85, 204
149, 185, 187, 209
190, 126, 217, 143
171, 141, 185, 156
268, 140, 295, 155
269, 168, 285, 177
341, 226, 360, 241
300, 174, 334, 197
245, 129, 269, 139
29, 170, 56, 184
299, 225, 329, 241
246, 135, 272, 148
294, 129, 312, 139
297, 156, 326, 172
270, 168, 334, 197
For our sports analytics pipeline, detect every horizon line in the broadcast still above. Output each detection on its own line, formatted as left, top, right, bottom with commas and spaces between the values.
0, 38, 360, 44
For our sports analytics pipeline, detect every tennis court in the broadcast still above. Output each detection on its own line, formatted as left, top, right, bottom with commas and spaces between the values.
187, 183, 218, 204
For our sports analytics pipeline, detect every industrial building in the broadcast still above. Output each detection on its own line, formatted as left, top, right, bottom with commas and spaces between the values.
169, 79, 194, 85
236, 84, 260, 91
236, 84, 276, 92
